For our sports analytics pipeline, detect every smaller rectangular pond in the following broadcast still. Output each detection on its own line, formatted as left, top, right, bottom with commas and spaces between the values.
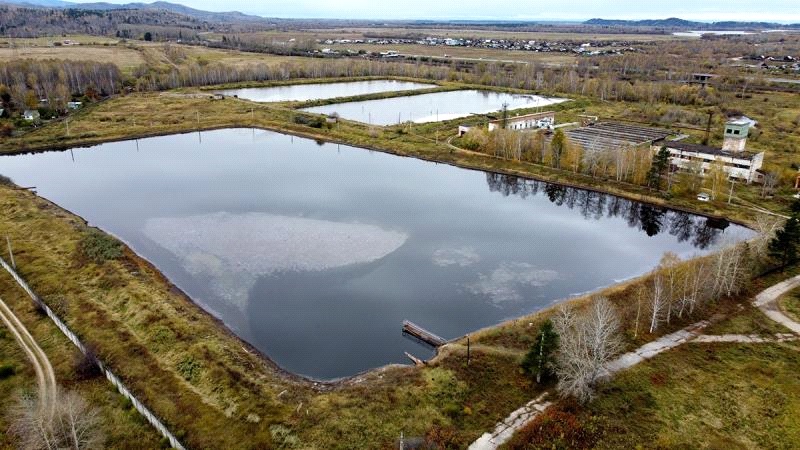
302, 90, 567, 125
215, 80, 436, 103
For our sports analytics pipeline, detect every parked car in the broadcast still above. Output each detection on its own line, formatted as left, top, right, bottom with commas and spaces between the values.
697, 192, 711, 202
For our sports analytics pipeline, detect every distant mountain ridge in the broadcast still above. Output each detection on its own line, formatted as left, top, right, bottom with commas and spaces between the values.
0, 0, 270, 23
585, 17, 800, 29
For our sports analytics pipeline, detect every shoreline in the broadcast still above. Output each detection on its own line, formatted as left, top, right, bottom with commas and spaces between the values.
1, 127, 747, 386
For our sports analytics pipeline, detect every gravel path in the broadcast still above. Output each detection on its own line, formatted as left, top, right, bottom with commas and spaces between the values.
0, 295, 57, 418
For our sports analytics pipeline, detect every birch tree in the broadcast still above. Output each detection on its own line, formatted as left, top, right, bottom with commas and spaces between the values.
553, 297, 623, 403
10, 390, 102, 450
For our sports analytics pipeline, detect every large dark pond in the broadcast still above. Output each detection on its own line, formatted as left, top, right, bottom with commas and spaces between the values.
0, 129, 751, 379
215, 80, 435, 103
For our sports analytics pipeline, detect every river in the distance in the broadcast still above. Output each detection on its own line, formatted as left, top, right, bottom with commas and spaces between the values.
0, 129, 751, 379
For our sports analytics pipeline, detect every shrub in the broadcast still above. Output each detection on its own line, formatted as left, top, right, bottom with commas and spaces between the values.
177, 355, 201, 382
293, 114, 324, 128
0, 122, 13, 137
0, 364, 15, 379
505, 407, 601, 449
78, 229, 123, 264
74, 345, 102, 380
0, 173, 13, 186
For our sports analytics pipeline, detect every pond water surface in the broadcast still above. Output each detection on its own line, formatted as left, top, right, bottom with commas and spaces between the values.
302, 90, 567, 125
215, 80, 436, 103
0, 129, 751, 379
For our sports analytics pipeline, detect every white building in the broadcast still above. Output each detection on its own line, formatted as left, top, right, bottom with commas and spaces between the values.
658, 141, 764, 183
656, 118, 764, 183
488, 111, 556, 132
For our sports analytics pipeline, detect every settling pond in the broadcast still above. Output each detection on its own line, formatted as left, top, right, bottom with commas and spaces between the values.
0, 129, 752, 379
215, 80, 436, 103
302, 90, 567, 125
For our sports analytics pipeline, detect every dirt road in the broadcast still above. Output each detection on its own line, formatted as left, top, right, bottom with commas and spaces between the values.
0, 296, 57, 418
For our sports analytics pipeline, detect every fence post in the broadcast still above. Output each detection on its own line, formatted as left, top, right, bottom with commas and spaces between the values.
6, 236, 15, 269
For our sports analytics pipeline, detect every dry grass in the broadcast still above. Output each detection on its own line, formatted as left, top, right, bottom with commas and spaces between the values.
0, 45, 145, 71
328, 43, 577, 66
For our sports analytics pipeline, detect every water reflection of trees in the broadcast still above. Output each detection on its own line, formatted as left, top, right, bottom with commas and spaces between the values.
485, 173, 727, 249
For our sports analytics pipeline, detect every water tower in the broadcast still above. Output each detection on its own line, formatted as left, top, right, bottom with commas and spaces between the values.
722, 118, 750, 153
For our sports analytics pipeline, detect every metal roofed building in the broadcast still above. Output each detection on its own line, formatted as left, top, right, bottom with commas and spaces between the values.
562, 122, 677, 153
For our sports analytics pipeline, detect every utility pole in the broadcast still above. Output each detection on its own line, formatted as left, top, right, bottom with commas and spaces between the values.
703, 111, 713, 145
65, 117, 69, 137
196, 111, 200, 128
728, 178, 736, 204
6, 236, 16, 269
466, 335, 470, 367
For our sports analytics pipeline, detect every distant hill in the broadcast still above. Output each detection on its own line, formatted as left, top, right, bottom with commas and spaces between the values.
585, 17, 800, 30
0, 0, 270, 24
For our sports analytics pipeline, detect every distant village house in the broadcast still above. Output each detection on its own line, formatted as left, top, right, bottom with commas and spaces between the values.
23, 110, 40, 121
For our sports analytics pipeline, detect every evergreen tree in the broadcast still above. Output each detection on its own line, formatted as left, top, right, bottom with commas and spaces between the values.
646, 146, 671, 190
521, 320, 559, 383
769, 217, 800, 269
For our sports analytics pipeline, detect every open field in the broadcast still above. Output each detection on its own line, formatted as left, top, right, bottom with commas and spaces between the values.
328, 43, 578, 65
0, 34, 120, 46
556, 342, 800, 449
0, 45, 146, 72
0, 38, 309, 75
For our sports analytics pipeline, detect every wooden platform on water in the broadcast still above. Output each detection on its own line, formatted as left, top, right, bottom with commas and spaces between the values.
402, 320, 447, 347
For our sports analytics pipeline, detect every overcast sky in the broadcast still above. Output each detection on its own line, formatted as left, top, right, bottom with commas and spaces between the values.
67, 0, 800, 22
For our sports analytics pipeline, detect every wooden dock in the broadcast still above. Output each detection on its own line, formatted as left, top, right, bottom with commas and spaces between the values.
402, 320, 447, 347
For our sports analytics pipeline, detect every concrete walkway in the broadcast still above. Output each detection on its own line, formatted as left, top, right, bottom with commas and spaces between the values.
753, 274, 800, 335
605, 321, 710, 375
468, 393, 552, 450
693, 333, 798, 343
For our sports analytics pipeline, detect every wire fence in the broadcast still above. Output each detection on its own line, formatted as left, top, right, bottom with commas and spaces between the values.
0, 255, 186, 450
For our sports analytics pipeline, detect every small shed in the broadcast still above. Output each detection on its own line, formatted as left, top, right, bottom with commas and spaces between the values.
23, 110, 41, 121
67, 101, 83, 110
458, 125, 472, 137
326, 113, 339, 124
